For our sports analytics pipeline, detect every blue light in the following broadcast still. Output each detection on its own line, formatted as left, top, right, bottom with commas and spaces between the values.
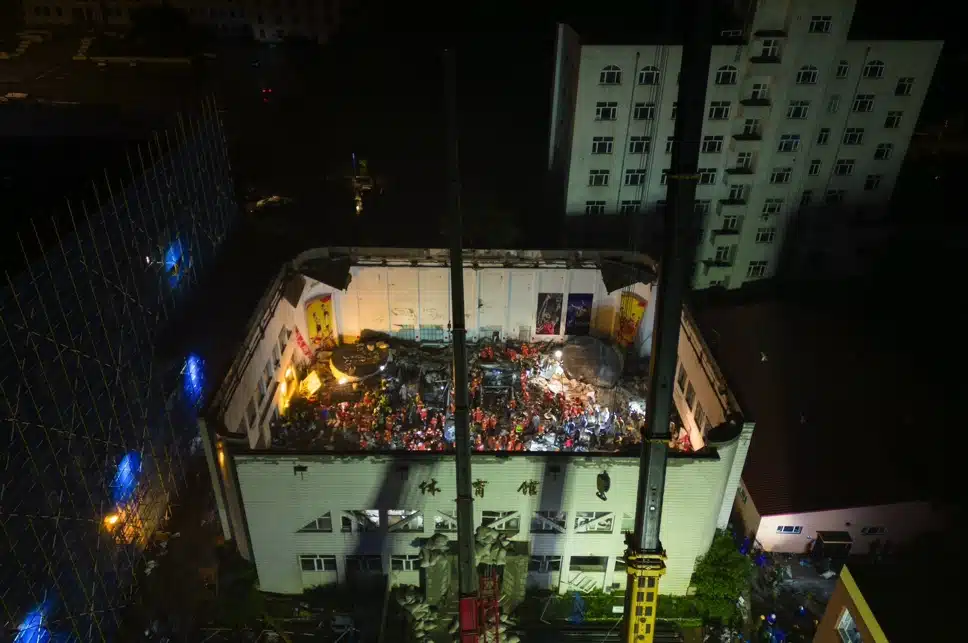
164, 240, 189, 287
111, 452, 142, 505
15, 605, 51, 643
183, 353, 205, 407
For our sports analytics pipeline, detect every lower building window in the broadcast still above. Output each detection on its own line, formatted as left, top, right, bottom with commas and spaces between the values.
837, 609, 863, 643
346, 555, 383, 573
390, 554, 422, 571
299, 554, 337, 572
776, 525, 802, 535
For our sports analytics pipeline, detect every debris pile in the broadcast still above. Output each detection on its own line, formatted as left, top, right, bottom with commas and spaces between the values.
395, 586, 437, 643
270, 337, 694, 453
419, 533, 450, 568
474, 526, 512, 567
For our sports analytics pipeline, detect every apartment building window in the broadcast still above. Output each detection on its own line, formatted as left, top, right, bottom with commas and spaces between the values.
895, 77, 914, 96
574, 511, 614, 533
298, 512, 333, 532
874, 143, 894, 160
842, 128, 865, 145
591, 136, 613, 154
529, 556, 563, 573
860, 526, 887, 536
585, 201, 606, 215
684, 382, 697, 410
743, 119, 761, 136
762, 198, 783, 214
633, 102, 656, 120
701, 136, 724, 153
629, 136, 651, 154
808, 15, 832, 33
671, 102, 678, 119
625, 169, 647, 186
600, 65, 622, 85
756, 227, 776, 243
694, 200, 711, 216
863, 60, 885, 79
665, 137, 675, 153
851, 94, 875, 114
721, 215, 741, 231
827, 94, 840, 114
531, 511, 567, 533
595, 101, 618, 120
817, 128, 831, 145
727, 184, 746, 201
760, 39, 780, 57
777, 134, 800, 153
638, 66, 660, 85
299, 554, 337, 572
694, 403, 708, 433
776, 525, 803, 535
786, 100, 809, 119
808, 159, 821, 175
434, 511, 458, 532
864, 174, 882, 190
588, 170, 610, 186
751, 83, 769, 100
390, 555, 422, 571
770, 167, 792, 184
707, 101, 731, 120
715, 65, 738, 85
698, 168, 717, 185
798, 191, 813, 208
884, 110, 903, 129
795, 65, 818, 85
834, 159, 855, 176
620, 200, 641, 214
388, 509, 424, 532
246, 398, 257, 427
676, 363, 687, 391
825, 189, 846, 204
714, 245, 734, 263
660, 169, 670, 185
736, 152, 752, 169
346, 555, 383, 572
482, 510, 520, 532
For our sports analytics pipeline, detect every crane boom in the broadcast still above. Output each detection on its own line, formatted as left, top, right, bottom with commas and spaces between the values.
623, 0, 713, 640
445, 48, 482, 643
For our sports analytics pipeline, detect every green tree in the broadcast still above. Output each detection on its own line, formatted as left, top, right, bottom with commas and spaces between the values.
689, 529, 754, 626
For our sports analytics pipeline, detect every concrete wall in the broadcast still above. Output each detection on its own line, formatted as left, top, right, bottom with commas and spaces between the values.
233, 448, 743, 597
753, 501, 945, 554
813, 566, 887, 643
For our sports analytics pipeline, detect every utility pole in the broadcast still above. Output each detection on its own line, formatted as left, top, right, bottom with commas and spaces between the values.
445, 48, 480, 643
622, 0, 713, 641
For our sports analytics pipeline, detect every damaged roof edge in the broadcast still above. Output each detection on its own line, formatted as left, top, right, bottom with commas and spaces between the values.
290, 247, 659, 273
205, 247, 662, 433
681, 306, 745, 422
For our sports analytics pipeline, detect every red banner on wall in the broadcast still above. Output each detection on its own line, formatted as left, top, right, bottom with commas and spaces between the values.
293, 327, 313, 360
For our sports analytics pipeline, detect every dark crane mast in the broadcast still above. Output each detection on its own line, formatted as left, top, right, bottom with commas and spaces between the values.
623, 0, 713, 641
445, 49, 490, 643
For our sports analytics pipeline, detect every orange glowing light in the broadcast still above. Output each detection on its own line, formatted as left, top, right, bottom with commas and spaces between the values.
104, 513, 120, 527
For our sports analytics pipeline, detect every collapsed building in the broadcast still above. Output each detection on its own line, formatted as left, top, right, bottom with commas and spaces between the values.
200, 248, 753, 600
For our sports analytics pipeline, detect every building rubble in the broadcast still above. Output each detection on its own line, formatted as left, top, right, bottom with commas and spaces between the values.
270, 336, 694, 453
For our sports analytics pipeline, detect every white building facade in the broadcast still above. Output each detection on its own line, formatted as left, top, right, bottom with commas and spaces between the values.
549, 2, 942, 289
201, 248, 755, 597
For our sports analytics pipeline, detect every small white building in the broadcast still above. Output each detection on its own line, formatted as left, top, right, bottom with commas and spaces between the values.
548, 0, 943, 289
201, 248, 754, 597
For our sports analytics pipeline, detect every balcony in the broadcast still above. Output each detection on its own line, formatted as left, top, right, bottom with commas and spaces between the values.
710, 227, 741, 238
733, 132, 762, 142
749, 54, 781, 65
724, 167, 755, 184
702, 258, 733, 268
718, 197, 747, 206
740, 97, 771, 108
754, 29, 787, 38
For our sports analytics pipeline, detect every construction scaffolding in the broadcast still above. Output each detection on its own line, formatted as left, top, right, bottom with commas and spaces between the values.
0, 98, 236, 642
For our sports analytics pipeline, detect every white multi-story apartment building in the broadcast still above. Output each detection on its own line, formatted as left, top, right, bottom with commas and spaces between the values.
23, 0, 342, 44
201, 248, 754, 597
548, 2, 942, 289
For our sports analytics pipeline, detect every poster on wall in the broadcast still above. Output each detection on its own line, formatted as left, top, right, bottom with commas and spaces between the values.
616, 292, 647, 347
535, 293, 563, 335
565, 293, 593, 335
305, 294, 337, 350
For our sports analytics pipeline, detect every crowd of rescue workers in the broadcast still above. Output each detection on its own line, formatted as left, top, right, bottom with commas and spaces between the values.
271, 341, 695, 453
